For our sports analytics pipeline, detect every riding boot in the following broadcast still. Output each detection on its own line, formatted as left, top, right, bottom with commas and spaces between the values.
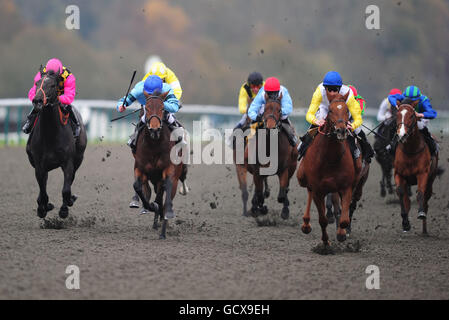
420, 127, 437, 155
22, 109, 39, 134
347, 135, 361, 161
128, 121, 145, 154
65, 105, 80, 138
297, 132, 312, 161
281, 119, 298, 147
357, 130, 374, 163
168, 119, 187, 147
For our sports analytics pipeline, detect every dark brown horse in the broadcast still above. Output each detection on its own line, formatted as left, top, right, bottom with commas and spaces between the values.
133, 90, 188, 239
297, 92, 368, 244
26, 70, 87, 219
236, 94, 298, 219
394, 103, 439, 234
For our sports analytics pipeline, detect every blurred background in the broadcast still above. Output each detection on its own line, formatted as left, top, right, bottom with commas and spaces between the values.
0, 0, 448, 143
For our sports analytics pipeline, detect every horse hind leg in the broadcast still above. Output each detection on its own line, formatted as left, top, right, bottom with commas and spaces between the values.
263, 177, 270, 198
312, 192, 329, 246
236, 164, 249, 216
325, 193, 335, 224
396, 180, 411, 232
59, 161, 76, 219
301, 190, 313, 234
133, 170, 158, 215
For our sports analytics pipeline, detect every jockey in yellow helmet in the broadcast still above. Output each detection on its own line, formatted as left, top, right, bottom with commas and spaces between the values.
142, 62, 182, 100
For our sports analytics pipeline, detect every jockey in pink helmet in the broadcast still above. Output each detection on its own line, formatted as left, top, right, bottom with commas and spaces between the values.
23, 58, 80, 137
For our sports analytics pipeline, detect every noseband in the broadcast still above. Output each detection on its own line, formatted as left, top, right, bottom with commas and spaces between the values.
145, 95, 165, 128
319, 99, 349, 137
263, 99, 281, 129
396, 105, 418, 142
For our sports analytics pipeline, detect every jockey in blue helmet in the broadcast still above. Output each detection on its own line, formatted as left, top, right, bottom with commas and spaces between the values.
116, 75, 184, 153
388, 85, 438, 155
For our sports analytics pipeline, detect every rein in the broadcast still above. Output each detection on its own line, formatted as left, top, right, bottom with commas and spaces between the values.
262, 99, 282, 129
396, 105, 426, 156
145, 95, 165, 128
35, 74, 68, 126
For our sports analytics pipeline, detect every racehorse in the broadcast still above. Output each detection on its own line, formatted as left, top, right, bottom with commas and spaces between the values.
373, 112, 397, 197
394, 102, 439, 235
237, 93, 298, 219
233, 106, 270, 217
26, 69, 87, 219
297, 92, 369, 244
133, 90, 188, 239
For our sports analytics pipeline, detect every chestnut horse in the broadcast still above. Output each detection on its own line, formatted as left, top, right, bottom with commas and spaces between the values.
297, 92, 367, 244
394, 102, 439, 234
237, 94, 298, 219
133, 90, 188, 239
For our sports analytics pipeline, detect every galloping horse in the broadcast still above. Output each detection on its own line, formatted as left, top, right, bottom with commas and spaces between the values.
297, 92, 369, 244
133, 90, 188, 239
26, 69, 87, 219
237, 94, 298, 219
394, 102, 439, 234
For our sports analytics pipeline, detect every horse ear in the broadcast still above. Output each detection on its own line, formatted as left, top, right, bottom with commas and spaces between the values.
411, 100, 419, 108
161, 91, 169, 100
39, 64, 44, 76
264, 92, 269, 101
143, 90, 150, 99
278, 92, 283, 100
396, 100, 401, 106
343, 90, 350, 101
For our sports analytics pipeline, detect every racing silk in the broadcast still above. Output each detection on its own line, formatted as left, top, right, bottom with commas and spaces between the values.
142, 67, 182, 100
28, 67, 76, 105
354, 94, 366, 115
377, 97, 394, 122
247, 85, 293, 121
388, 94, 437, 119
117, 81, 179, 114
238, 81, 265, 114
305, 83, 362, 130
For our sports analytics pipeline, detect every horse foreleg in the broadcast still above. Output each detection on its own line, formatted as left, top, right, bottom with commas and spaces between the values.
251, 174, 266, 216
416, 172, 429, 221
236, 164, 249, 217
139, 180, 152, 215
130, 170, 140, 208
133, 169, 157, 214
35, 168, 52, 218
59, 161, 75, 219
277, 169, 290, 220
395, 174, 411, 232
312, 192, 329, 246
263, 177, 270, 198
153, 181, 164, 230
160, 167, 177, 240
301, 190, 312, 234
337, 188, 352, 242
325, 193, 335, 224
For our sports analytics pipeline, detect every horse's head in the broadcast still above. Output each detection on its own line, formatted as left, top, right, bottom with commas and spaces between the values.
396, 100, 419, 143
326, 91, 350, 140
143, 89, 169, 139
33, 68, 60, 111
262, 92, 283, 129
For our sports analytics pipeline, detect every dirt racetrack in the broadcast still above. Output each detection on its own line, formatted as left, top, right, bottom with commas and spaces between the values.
1, 137, 448, 300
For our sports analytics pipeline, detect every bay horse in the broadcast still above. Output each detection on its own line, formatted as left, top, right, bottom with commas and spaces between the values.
233, 103, 270, 217
238, 93, 298, 219
26, 69, 87, 219
394, 102, 439, 234
297, 92, 369, 244
133, 90, 188, 239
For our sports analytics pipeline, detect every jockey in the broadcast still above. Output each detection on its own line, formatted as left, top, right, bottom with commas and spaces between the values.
142, 61, 182, 100
388, 85, 438, 155
378, 88, 401, 122
247, 77, 298, 147
297, 71, 372, 163
24, 58, 80, 137
116, 75, 184, 153
234, 72, 264, 131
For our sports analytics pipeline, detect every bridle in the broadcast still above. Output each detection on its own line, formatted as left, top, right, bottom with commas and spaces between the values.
318, 98, 349, 137
263, 98, 282, 129
145, 95, 165, 129
396, 104, 418, 143
34, 73, 59, 108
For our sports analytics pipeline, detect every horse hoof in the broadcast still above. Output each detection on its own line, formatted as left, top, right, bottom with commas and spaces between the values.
152, 223, 159, 230
178, 184, 189, 196
149, 202, 159, 213
380, 189, 386, 197
165, 210, 175, 220
264, 190, 270, 199
417, 212, 426, 220
281, 207, 289, 220
37, 207, 47, 219
140, 208, 150, 215
337, 233, 347, 242
68, 195, 78, 207
242, 211, 250, 217
46, 203, 55, 212
277, 196, 285, 204
346, 226, 352, 235
260, 206, 268, 215
301, 224, 312, 234
159, 234, 166, 240
402, 220, 411, 232
59, 207, 69, 219
129, 199, 140, 209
